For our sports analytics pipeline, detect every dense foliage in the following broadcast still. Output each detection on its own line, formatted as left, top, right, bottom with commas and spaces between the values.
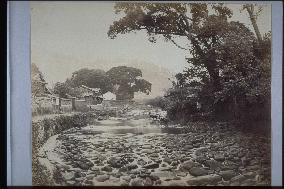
107, 66, 152, 100
67, 68, 113, 94
109, 3, 271, 129
53, 66, 152, 100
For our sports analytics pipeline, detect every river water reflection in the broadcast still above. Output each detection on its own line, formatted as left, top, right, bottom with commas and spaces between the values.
79, 118, 184, 135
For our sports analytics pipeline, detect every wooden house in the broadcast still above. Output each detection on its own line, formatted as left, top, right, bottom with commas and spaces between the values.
79, 85, 103, 105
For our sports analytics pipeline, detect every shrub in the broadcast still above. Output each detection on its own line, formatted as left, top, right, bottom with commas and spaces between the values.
145, 96, 169, 109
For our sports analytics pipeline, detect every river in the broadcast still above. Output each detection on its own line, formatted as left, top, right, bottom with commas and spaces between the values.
37, 106, 271, 186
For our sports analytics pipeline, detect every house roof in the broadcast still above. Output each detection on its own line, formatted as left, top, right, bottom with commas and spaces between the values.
80, 85, 101, 92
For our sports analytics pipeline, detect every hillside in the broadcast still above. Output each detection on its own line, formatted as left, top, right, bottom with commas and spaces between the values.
126, 61, 174, 100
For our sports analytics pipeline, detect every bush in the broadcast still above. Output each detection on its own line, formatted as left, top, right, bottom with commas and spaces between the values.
166, 100, 199, 124
145, 96, 169, 109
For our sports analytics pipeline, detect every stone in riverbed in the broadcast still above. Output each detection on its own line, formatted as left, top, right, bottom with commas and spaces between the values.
74, 171, 86, 178
246, 165, 260, 171
76, 160, 94, 170
231, 174, 246, 183
214, 154, 225, 162
189, 167, 209, 176
155, 179, 162, 185
62, 171, 75, 180
150, 171, 176, 181
93, 174, 110, 182
142, 145, 152, 149
143, 163, 159, 169
240, 179, 256, 186
170, 161, 179, 166
179, 160, 200, 171
130, 178, 143, 186
130, 174, 136, 179
141, 149, 155, 154
101, 165, 112, 172
149, 153, 159, 158
118, 166, 128, 172
120, 180, 129, 186
107, 157, 125, 168
203, 160, 222, 171
143, 177, 153, 186
186, 174, 222, 186
66, 180, 76, 185
121, 176, 131, 182
163, 157, 172, 165
126, 164, 138, 170
86, 174, 96, 180
75, 177, 84, 182
161, 163, 167, 167
195, 156, 207, 164
218, 170, 237, 181
91, 166, 100, 172
183, 145, 193, 150
175, 171, 187, 177
243, 172, 256, 179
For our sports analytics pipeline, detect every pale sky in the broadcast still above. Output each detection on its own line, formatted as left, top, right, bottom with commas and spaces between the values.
31, 2, 271, 88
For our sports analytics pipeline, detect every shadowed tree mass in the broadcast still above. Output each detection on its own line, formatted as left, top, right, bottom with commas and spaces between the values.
106, 66, 152, 100
53, 66, 152, 100
108, 2, 271, 128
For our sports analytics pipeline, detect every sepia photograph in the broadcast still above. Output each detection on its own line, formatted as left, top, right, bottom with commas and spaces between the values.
31, 2, 271, 186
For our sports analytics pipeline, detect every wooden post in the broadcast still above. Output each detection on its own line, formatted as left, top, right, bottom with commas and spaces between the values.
71, 97, 76, 111
59, 97, 62, 111
55, 97, 60, 111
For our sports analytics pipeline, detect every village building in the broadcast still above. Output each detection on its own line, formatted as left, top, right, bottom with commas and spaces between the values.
79, 85, 103, 105
102, 91, 116, 100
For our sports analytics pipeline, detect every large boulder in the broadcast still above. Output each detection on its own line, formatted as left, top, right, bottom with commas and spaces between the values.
179, 160, 200, 171
187, 174, 222, 186
203, 160, 223, 171
101, 165, 112, 172
130, 178, 144, 186
93, 174, 110, 182
143, 163, 159, 169
61, 171, 75, 181
107, 157, 127, 168
218, 170, 237, 181
189, 167, 209, 176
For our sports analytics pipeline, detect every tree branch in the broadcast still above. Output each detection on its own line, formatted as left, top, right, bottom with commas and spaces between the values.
169, 38, 190, 50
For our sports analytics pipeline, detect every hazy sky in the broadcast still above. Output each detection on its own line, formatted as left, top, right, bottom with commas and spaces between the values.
31, 2, 271, 87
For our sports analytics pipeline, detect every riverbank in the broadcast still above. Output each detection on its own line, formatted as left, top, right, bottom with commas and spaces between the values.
33, 106, 271, 186
32, 110, 117, 185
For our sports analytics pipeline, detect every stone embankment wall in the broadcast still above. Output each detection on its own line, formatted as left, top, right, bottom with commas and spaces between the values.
32, 112, 102, 185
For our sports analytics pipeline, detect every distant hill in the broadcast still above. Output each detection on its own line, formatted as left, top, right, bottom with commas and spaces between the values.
125, 61, 174, 100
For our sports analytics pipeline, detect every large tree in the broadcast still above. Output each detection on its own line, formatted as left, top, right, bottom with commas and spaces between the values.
106, 66, 151, 100
242, 4, 263, 43
108, 3, 270, 126
108, 3, 236, 91
53, 82, 70, 98
68, 68, 113, 94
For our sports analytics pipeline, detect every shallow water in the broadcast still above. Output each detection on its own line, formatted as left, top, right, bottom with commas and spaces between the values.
80, 118, 184, 135
37, 114, 271, 186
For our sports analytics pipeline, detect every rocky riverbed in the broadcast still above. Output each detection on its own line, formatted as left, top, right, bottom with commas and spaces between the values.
36, 107, 271, 186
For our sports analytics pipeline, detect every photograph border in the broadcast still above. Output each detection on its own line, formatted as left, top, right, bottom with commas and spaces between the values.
7, 1, 282, 186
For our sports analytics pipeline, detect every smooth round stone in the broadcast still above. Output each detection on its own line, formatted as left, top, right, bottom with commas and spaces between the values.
93, 174, 110, 182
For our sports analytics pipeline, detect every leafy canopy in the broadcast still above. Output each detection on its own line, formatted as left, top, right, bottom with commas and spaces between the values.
106, 66, 151, 97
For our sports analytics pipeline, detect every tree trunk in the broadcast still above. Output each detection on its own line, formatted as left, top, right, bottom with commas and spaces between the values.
205, 58, 221, 91
246, 5, 262, 43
